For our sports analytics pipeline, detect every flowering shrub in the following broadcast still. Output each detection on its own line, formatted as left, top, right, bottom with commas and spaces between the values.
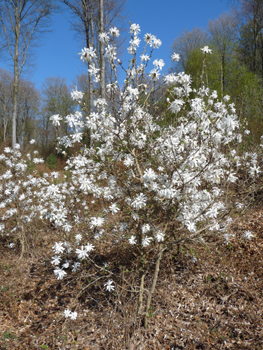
0, 23, 261, 328
0, 145, 47, 254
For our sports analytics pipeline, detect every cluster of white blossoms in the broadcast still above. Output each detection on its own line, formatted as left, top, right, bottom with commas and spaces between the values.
0, 146, 48, 234
64, 309, 78, 320
47, 23, 260, 285
0, 24, 259, 318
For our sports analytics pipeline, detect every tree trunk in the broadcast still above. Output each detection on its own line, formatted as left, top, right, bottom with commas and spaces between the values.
12, 57, 19, 148
144, 244, 163, 328
99, 0, 105, 99
12, 3, 21, 149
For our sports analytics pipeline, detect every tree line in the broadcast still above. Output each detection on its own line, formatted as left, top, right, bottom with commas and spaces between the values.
0, 0, 126, 153
1, 0, 263, 154
170, 0, 263, 143
0, 72, 77, 155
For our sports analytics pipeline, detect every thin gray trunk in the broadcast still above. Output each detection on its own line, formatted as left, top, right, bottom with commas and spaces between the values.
12, 2, 21, 149
12, 47, 19, 148
221, 57, 224, 99
144, 244, 163, 328
89, 5, 94, 113
99, 0, 105, 99
2, 102, 9, 142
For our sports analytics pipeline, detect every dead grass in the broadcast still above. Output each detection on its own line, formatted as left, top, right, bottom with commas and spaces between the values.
0, 206, 263, 350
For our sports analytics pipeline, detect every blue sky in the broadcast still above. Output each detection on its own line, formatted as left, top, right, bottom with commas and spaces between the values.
1, 0, 230, 90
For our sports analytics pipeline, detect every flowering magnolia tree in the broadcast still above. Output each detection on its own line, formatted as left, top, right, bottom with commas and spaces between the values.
0, 23, 260, 327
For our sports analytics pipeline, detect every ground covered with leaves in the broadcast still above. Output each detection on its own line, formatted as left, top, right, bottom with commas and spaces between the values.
1, 207, 263, 350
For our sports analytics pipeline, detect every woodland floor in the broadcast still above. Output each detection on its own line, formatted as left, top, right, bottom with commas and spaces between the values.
1, 206, 263, 350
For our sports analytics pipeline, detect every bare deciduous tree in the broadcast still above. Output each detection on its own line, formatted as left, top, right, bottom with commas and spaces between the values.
62, 0, 126, 111
208, 11, 239, 97
39, 76, 76, 154
229, 0, 263, 76
0, 68, 13, 143
0, 0, 56, 149
17, 79, 39, 148
170, 27, 210, 72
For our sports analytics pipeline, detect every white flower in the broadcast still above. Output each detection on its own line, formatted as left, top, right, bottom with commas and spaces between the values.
94, 229, 104, 240
33, 158, 44, 164
129, 235, 137, 245
75, 234, 82, 242
54, 267, 67, 280
51, 255, 61, 265
62, 261, 70, 269
130, 23, 140, 35
228, 173, 238, 183
50, 114, 62, 126
64, 309, 77, 320
72, 262, 80, 272
151, 36, 162, 48
142, 224, 150, 234
132, 193, 147, 210
144, 33, 152, 44
99, 32, 110, 43
109, 27, 120, 37
186, 221, 196, 233
64, 309, 71, 318
71, 87, 84, 102
29, 139, 36, 144
105, 45, 117, 60
109, 203, 120, 214
132, 212, 139, 221
153, 59, 165, 70
211, 91, 217, 99
76, 246, 89, 259
155, 230, 164, 242
143, 168, 157, 182
52, 242, 65, 254
51, 171, 59, 179
236, 202, 244, 209
90, 217, 105, 229
201, 46, 212, 54
243, 231, 254, 240
169, 99, 185, 113
249, 164, 261, 177
9, 243, 15, 248
70, 311, 78, 320
88, 63, 100, 76
223, 232, 235, 244
140, 54, 150, 62
171, 53, 180, 62
63, 223, 72, 232
80, 47, 96, 62
104, 279, 115, 292
124, 154, 134, 167
84, 243, 94, 252
142, 236, 152, 247
150, 69, 160, 81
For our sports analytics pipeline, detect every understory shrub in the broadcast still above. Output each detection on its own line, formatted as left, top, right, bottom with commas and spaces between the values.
46, 153, 58, 169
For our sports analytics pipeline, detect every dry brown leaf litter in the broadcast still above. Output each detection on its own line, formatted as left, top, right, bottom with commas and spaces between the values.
0, 209, 263, 349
